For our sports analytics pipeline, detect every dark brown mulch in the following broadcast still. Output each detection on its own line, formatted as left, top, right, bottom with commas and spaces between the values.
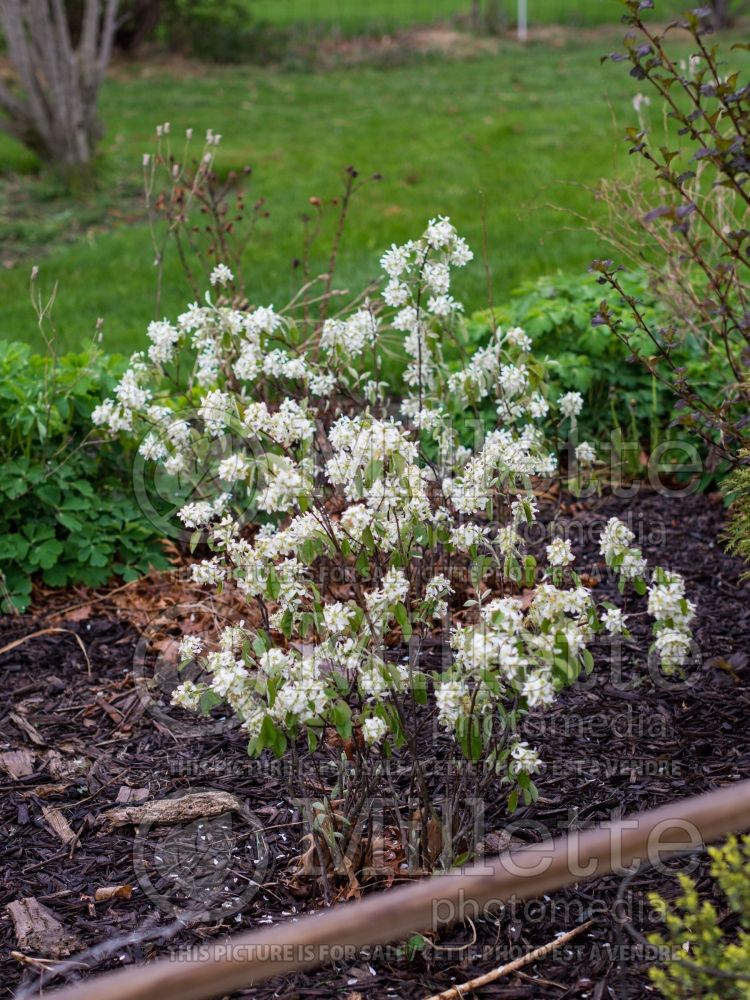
1, 486, 749, 1000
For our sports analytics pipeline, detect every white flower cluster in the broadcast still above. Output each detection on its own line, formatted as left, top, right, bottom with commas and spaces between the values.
445, 427, 555, 517
321, 306, 378, 359
510, 741, 542, 775
600, 518, 694, 672
546, 537, 574, 568
441, 577, 593, 746
648, 569, 695, 673
559, 391, 584, 423
600, 517, 648, 582
381, 217, 472, 391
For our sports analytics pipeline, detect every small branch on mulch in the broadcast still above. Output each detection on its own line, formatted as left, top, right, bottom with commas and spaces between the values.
0, 628, 91, 676
98, 790, 245, 832
14, 914, 192, 1000
423, 919, 596, 1000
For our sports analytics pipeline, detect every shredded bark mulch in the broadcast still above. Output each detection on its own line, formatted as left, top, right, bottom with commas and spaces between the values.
1, 486, 749, 999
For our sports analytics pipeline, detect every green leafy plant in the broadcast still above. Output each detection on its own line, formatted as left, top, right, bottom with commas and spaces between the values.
158, 0, 285, 63
0, 340, 170, 612
724, 455, 750, 577
464, 269, 730, 451
648, 834, 750, 999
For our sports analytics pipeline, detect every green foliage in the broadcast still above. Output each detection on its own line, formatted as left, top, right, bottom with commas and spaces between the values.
648, 835, 750, 999
464, 269, 730, 446
61, 0, 276, 62
0, 341, 169, 612
159, 0, 285, 63
724, 457, 750, 577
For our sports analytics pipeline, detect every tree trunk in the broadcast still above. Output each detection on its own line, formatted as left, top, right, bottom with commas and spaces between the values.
712, 0, 734, 28
0, 0, 119, 184
115, 0, 163, 55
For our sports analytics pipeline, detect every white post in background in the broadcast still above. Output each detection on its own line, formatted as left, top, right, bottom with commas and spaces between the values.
518, 0, 528, 41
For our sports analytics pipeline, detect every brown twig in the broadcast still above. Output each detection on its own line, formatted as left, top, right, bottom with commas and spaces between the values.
423, 919, 595, 1000
0, 628, 91, 676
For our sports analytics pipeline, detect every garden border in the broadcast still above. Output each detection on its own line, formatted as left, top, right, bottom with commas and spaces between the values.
44, 779, 750, 1000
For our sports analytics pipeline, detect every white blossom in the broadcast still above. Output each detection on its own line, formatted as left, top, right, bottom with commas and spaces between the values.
210, 263, 234, 287
362, 717, 388, 745
601, 607, 627, 635
178, 636, 204, 660
546, 537, 575, 568
559, 391, 584, 420
510, 741, 541, 774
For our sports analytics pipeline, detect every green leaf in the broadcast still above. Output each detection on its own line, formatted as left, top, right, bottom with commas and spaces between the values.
199, 689, 222, 714
88, 546, 110, 568
331, 700, 352, 740
412, 672, 429, 705
279, 608, 294, 639
36, 484, 61, 507
252, 631, 270, 656
394, 602, 412, 639
0, 533, 29, 561
266, 566, 281, 601
269, 726, 288, 758
57, 512, 84, 532
255, 714, 278, 755
71, 478, 95, 497
2, 478, 28, 500
355, 547, 370, 578
406, 934, 427, 959
33, 538, 64, 569
43, 563, 71, 587
457, 715, 483, 762
582, 648, 595, 674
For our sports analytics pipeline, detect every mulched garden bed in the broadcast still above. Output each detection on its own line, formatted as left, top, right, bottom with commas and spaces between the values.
2, 485, 749, 1000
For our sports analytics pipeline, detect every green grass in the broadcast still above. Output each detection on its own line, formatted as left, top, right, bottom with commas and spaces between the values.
252, 0, 469, 32
0, 22, 731, 355
250, 0, 688, 31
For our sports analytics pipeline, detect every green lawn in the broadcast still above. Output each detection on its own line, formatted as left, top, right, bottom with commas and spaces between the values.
0, 23, 723, 354
250, 0, 688, 31
252, 0, 469, 32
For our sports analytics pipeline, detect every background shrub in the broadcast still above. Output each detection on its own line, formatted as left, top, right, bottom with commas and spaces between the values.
648, 834, 750, 999
463, 269, 731, 450
0, 341, 170, 612
593, 2, 750, 530
157, 0, 286, 64
724, 459, 750, 578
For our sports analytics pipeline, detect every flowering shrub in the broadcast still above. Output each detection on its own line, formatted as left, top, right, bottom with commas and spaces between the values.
94, 217, 694, 851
